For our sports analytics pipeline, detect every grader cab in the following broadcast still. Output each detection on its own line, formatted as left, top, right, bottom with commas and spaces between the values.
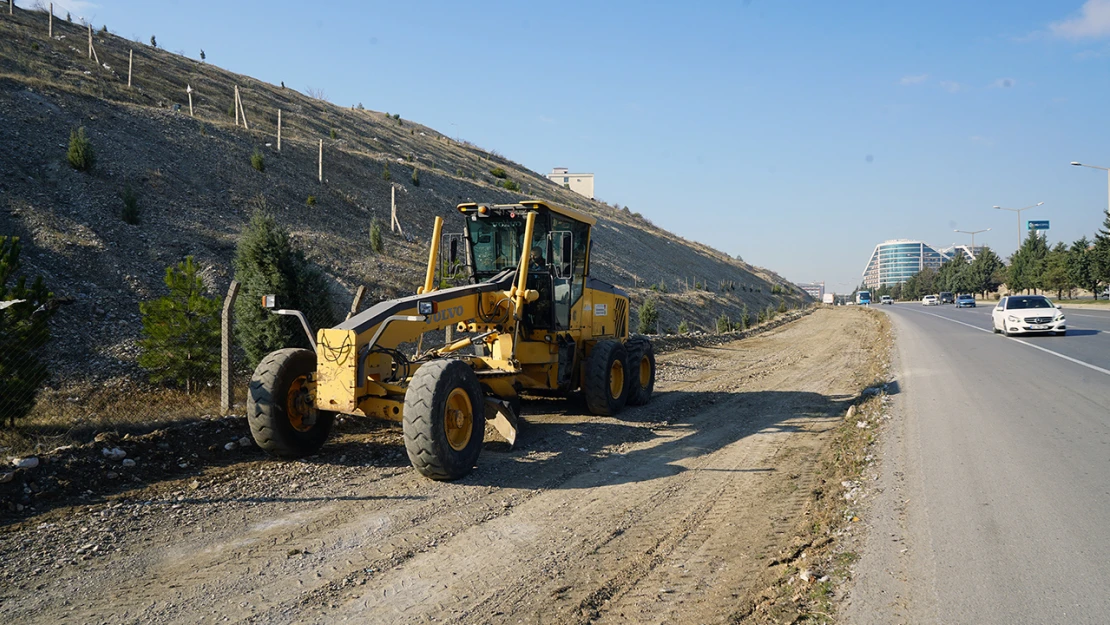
246, 200, 655, 480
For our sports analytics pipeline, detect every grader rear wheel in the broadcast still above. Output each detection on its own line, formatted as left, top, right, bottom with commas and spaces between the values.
625, 337, 656, 406
584, 340, 629, 416
403, 359, 486, 480
247, 348, 336, 458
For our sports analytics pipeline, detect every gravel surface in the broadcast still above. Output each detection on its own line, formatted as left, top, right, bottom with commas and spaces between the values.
0, 309, 883, 625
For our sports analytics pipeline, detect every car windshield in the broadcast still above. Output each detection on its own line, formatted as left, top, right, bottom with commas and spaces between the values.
1007, 297, 1052, 310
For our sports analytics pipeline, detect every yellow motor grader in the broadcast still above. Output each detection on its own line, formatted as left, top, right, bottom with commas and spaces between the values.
246, 200, 655, 480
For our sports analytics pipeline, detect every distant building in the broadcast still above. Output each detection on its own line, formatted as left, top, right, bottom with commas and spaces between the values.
796, 282, 825, 300
862, 239, 949, 289
937, 244, 981, 263
547, 167, 594, 199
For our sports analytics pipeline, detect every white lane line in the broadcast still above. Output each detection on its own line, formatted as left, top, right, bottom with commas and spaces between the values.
893, 308, 1110, 377
1066, 313, 1110, 319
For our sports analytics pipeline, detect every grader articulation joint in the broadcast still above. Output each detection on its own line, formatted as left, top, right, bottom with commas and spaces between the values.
246, 200, 656, 480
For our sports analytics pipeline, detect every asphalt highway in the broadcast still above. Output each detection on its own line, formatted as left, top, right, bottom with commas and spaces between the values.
845, 301, 1110, 624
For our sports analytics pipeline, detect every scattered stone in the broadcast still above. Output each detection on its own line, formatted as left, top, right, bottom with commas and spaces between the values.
121, 459, 136, 468
238, 437, 252, 447
189, 480, 200, 490
799, 569, 813, 582
0, 472, 15, 484
101, 448, 126, 461
12, 457, 39, 469
224, 442, 237, 451
105, 472, 118, 479
846, 405, 857, 419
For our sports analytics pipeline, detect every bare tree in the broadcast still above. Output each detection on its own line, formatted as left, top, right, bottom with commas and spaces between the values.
305, 86, 329, 102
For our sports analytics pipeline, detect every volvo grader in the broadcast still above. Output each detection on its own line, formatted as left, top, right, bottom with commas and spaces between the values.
246, 200, 656, 480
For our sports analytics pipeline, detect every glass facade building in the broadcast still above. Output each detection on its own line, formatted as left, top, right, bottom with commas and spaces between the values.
862, 240, 952, 289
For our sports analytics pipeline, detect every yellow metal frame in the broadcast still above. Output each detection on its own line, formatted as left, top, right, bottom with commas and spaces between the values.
310, 201, 629, 423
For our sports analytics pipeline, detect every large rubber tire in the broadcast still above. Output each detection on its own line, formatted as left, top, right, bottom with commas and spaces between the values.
624, 337, 656, 406
402, 359, 485, 480
584, 340, 629, 416
247, 348, 335, 458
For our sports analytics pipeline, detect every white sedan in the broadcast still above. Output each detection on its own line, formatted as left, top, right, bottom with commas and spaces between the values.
921, 295, 938, 306
991, 295, 1066, 337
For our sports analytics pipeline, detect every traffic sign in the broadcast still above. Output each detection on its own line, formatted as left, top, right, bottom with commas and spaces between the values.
1027, 220, 1050, 230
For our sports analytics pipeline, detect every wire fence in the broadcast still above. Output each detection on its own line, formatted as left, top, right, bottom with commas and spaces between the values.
0, 277, 342, 456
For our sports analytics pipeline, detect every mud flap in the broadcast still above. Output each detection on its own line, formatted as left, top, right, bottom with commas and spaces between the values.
483, 397, 519, 447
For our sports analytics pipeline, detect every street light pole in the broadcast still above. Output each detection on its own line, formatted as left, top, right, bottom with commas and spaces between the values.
1070, 162, 1110, 217
953, 228, 990, 258
992, 202, 1044, 251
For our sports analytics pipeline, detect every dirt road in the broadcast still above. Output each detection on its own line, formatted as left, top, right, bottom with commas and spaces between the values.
0, 308, 881, 624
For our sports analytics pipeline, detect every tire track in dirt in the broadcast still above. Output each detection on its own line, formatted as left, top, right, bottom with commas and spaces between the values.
273, 311, 873, 624
0, 309, 879, 625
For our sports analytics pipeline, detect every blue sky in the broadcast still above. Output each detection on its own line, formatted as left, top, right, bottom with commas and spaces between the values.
26, 0, 1110, 292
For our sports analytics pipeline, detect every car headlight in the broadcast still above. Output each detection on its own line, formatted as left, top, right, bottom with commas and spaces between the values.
1008, 315, 1020, 323
1056, 314, 1065, 322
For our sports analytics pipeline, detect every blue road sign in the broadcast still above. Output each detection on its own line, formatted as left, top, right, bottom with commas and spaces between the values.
1027, 220, 1050, 230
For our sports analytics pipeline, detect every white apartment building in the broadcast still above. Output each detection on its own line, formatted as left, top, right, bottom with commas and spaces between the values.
546, 167, 595, 199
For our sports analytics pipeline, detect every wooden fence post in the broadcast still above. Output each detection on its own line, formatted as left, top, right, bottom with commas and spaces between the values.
127, 49, 132, 87
318, 139, 323, 182
220, 280, 240, 415
186, 84, 194, 116
236, 86, 249, 129
87, 23, 99, 65
234, 86, 240, 126
391, 185, 397, 233
276, 109, 282, 151
48, 3, 52, 37
346, 285, 366, 321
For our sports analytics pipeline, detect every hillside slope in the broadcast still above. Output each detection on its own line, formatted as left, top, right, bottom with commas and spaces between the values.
0, 7, 809, 391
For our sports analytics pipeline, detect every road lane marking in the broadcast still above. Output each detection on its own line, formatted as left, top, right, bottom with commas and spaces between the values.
890, 308, 1110, 378
1066, 313, 1110, 319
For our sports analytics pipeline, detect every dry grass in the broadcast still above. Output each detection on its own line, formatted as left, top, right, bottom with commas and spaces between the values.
0, 379, 250, 456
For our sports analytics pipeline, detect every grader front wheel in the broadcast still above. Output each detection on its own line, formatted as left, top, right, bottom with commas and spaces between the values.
403, 359, 486, 480
247, 348, 336, 458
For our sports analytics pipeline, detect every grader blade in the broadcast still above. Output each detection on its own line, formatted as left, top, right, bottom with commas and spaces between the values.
483, 398, 519, 447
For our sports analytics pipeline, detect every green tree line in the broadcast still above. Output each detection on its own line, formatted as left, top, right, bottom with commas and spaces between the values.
875, 211, 1110, 301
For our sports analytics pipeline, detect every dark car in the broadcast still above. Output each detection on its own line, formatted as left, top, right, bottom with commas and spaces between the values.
955, 294, 976, 308
939, 292, 955, 304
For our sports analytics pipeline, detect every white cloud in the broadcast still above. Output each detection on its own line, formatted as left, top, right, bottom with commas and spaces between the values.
1075, 46, 1110, 59
899, 74, 928, 85
940, 81, 964, 93
989, 77, 1016, 89
1050, 0, 1110, 39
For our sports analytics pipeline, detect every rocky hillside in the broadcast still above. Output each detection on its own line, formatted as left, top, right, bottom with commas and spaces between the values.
0, 7, 809, 390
